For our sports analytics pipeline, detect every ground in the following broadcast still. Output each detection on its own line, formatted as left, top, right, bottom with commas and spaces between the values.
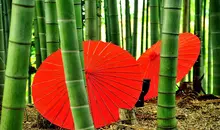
23, 93, 220, 130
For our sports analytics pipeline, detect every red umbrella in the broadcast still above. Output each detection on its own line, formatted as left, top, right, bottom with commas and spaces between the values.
137, 33, 200, 100
32, 40, 143, 129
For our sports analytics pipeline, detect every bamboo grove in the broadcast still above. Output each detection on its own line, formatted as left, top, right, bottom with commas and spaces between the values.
0, 0, 219, 130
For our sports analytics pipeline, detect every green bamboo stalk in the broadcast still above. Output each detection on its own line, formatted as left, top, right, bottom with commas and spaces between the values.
97, 0, 101, 40
183, 0, 190, 32
0, 0, 34, 129
157, 0, 182, 129
85, 0, 97, 40
207, 1, 212, 94
74, 0, 84, 44
28, 47, 32, 104
104, 0, 110, 42
150, 0, 160, 45
34, 8, 41, 69
74, 0, 85, 68
188, 0, 192, 82
0, 0, 5, 114
45, 0, 59, 56
145, 0, 149, 50
125, 0, 131, 52
202, 0, 207, 92
140, 0, 145, 54
132, 0, 138, 57
210, 0, 220, 95
160, 0, 164, 35
36, 0, 47, 61
119, 0, 124, 48
108, 0, 120, 46
2, 0, 9, 54
56, 0, 94, 129
6, 0, 12, 27
193, 0, 204, 92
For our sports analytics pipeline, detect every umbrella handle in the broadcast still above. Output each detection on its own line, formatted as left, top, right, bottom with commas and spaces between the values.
135, 79, 151, 107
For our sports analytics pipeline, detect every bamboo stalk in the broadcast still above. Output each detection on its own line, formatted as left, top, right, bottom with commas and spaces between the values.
125, 0, 131, 52
145, 0, 149, 50
34, 7, 41, 69
97, 0, 101, 40
85, 0, 97, 40
56, 0, 94, 129
132, 0, 138, 57
140, 0, 145, 54
207, 0, 212, 94
35, 0, 47, 61
2, 0, 9, 54
202, 0, 207, 92
157, 0, 182, 129
108, 0, 120, 46
5, 0, 11, 27
104, 0, 110, 42
160, 0, 164, 35
150, 0, 160, 45
119, 0, 124, 48
74, 0, 85, 69
210, 0, 220, 95
193, 0, 204, 92
0, 0, 35, 129
0, 0, 5, 115
45, 0, 59, 56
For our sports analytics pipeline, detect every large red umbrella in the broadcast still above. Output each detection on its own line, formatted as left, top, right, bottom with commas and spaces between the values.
32, 40, 143, 129
137, 33, 200, 100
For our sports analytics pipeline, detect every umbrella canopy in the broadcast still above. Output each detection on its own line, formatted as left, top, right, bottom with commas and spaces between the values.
137, 33, 200, 100
32, 40, 143, 129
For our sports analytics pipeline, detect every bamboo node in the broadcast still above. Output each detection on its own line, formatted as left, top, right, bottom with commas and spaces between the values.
65, 79, 84, 84
71, 104, 89, 109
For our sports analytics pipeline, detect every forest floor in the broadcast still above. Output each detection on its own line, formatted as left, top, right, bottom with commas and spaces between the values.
23, 93, 220, 130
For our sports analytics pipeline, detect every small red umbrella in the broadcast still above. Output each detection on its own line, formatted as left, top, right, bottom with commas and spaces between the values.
32, 40, 143, 129
137, 33, 200, 100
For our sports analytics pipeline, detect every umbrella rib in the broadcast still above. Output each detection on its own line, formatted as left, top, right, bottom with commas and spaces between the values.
44, 61, 62, 66
93, 57, 133, 71
95, 71, 144, 75
90, 76, 134, 108
86, 41, 101, 71
86, 50, 115, 71
41, 87, 67, 116
89, 77, 118, 122
35, 81, 66, 103
34, 80, 64, 98
92, 73, 142, 83
93, 51, 127, 69
90, 73, 141, 92
38, 69, 60, 72
61, 103, 71, 128
90, 76, 119, 109
32, 77, 63, 86
178, 63, 195, 68
95, 64, 140, 72
87, 78, 107, 126
178, 53, 200, 56
178, 58, 197, 61
98, 42, 111, 56
51, 93, 69, 124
